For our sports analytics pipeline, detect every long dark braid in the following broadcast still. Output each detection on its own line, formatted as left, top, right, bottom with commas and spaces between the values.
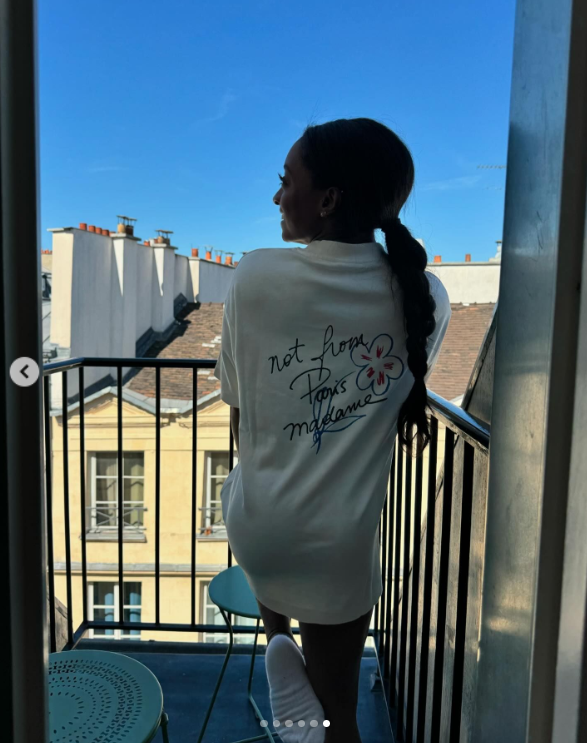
382, 218, 436, 456
299, 117, 438, 456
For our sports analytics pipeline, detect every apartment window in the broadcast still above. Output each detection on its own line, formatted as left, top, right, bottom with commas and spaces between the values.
88, 452, 145, 540
88, 582, 142, 639
203, 452, 238, 535
201, 580, 255, 644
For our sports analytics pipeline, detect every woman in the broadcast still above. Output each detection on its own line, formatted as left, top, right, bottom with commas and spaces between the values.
214, 118, 451, 743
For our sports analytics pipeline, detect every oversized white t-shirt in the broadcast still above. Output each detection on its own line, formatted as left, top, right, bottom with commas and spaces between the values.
213, 239, 451, 625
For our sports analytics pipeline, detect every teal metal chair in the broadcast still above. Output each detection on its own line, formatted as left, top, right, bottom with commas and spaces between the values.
48, 649, 170, 742
196, 565, 277, 743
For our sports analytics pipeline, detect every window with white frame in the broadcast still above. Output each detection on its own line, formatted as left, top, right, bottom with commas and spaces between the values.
201, 580, 256, 644
88, 582, 142, 639
203, 452, 238, 535
88, 452, 145, 533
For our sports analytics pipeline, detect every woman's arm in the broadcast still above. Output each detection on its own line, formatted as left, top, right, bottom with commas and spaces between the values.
230, 406, 240, 456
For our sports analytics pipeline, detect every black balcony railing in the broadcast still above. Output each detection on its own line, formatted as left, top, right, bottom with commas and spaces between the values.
43, 356, 490, 742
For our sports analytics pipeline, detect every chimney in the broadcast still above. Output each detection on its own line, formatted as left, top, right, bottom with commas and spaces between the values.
79, 222, 87, 231
192, 248, 199, 258
234, 261, 239, 267
215, 255, 222, 263
433, 255, 441, 263
155, 229, 173, 246
117, 215, 137, 236
224, 256, 233, 265
465, 253, 471, 262
88, 225, 96, 233
205, 251, 212, 260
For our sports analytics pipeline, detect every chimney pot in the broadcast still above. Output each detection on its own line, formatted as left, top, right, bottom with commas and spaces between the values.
205, 251, 212, 260
79, 222, 87, 230
88, 225, 96, 233
144, 240, 149, 246
117, 223, 126, 234
433, 255, 441, 263
234, 261, 239, 267
125, 225, 134, 236
465, 253, 471, 262
192, 248, 199, 257
225, 256, 233, 265
215, 255, 222, 263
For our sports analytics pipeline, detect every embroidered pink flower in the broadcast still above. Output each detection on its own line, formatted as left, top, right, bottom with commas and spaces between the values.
351, 334, 404, 396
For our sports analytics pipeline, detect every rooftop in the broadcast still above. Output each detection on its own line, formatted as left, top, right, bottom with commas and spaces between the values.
127, 302, 224, 402
427, 303, 496, 402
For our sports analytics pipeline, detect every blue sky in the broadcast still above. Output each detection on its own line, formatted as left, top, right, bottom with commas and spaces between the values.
38, 0, 515, 262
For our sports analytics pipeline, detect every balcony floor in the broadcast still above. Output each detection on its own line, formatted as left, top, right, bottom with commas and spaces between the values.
78, 639, 392, 743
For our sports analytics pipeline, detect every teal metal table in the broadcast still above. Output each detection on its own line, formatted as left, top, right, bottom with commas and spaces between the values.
48, 649, 170, 742
197, 565, 277, 743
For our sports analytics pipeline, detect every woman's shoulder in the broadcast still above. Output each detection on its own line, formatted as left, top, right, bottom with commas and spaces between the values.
232, 247, 301, 283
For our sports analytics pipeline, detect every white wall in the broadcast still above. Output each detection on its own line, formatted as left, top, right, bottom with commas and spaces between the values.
174, 253, 193, 303
49, 228, 236, 410
136, 245, 154, 340
197, 259, 235, 303
426, 262, 501, 304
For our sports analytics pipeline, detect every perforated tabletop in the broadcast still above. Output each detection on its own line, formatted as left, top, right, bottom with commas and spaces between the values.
49, 650, 164, 743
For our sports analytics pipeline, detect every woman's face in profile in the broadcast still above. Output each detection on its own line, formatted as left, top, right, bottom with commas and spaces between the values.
274, 139, 323, 245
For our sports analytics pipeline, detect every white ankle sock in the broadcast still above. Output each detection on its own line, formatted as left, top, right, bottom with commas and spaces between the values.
265, 634, 326, 743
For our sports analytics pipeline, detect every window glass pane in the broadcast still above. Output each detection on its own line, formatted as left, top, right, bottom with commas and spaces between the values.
96, 454, 117, 477
93, 583, 115, 605
211, 453, 229, 477
210, 501, 223, 527
96, 477, 117, 502
124, 505, 143, 527
124, 477, 144, 503
124, 582, 141, 605
211, 479, 225, 503
124, 607, 142, 624
124, 453, 144, 477
93, 607, 115, 636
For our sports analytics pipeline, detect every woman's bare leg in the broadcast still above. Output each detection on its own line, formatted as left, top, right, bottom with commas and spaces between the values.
256, 598, 297, 646
298, 607, 373, 743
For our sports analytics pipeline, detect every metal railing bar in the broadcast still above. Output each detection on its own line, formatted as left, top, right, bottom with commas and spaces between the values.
427, 391, 489, 451
191, 369, 198, 625
430, 428, 455, 742
449, 442, 475, 743
417, 417, 438, 743
227, 425, 235, 627
384, 450, 396, 683
79, 367, 88, 624
228, 425, 234, 571
62, 372, 74, 645
378, 489, 388, 661
117, 367, 124, 628
155, 366, 161, 625
44, 375, 57, 654
62, 622, 90, 651
43, 357, 218, 374
390, 438, 403, 712
398, 444, 413, 738
85, 621, 386, 637
407, 448, 424, 741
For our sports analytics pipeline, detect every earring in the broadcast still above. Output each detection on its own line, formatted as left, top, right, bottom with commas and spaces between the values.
320, 211, 326, 217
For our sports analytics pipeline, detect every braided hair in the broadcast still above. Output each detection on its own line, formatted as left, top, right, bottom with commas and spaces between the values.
299, 118, 437, 456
